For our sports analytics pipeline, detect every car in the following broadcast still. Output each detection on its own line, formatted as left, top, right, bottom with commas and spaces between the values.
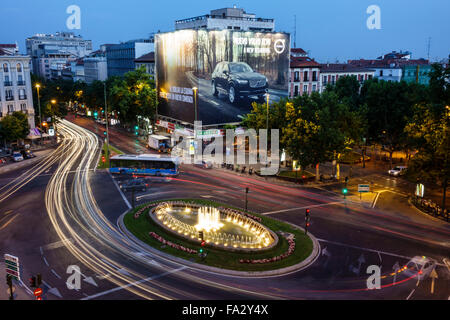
21, 150, 36, 159
0, 157, 7, 165
211, 62, 268, 104
388, 166, 407, 176
403, 256, 436, 281
194, 160, 213, 169
119, 179, 149, 192
12, 152, 24, 162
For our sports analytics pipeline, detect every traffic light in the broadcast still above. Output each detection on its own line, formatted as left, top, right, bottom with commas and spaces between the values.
342, 188, 348, 195
134, 125, 139, 136
94, 111, 98, 119
29, 276, 37, 288
201, 240, 206, 247
199, 248, 204, 254
37, 274, 42, 287
102, 156, 106, 163
103, 131, 107, 136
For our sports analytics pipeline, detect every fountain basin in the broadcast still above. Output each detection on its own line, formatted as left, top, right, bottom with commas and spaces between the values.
149, 201, 278, 253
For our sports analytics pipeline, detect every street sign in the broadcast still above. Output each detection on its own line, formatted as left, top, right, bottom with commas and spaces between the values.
4, 254, 20, 281
358, 184, 370, 193
34, 288, 43, 297
415, 184, 425, 198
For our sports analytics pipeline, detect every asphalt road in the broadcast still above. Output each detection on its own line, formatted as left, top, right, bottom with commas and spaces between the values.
1, 119, 449, 300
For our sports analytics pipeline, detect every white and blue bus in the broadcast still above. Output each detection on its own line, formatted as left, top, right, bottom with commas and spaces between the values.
109, 154, 179, 176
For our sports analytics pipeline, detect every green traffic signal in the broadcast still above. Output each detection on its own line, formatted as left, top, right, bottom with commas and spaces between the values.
199, 248, 204, 254
342, 188, 348, 194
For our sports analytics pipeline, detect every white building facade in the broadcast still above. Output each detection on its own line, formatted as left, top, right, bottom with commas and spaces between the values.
175, 7, 274, 32
0, 54, 35, 129
319, 64, 375, 92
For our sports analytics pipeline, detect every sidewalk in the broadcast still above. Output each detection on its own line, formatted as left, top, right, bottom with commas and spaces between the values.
0, 149, 54, 175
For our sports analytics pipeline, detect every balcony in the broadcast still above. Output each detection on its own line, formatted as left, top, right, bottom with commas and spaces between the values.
17, 81, 26, 86
6, 96, 14, 101
4, 81, 13, 87
19, 95, 27, 100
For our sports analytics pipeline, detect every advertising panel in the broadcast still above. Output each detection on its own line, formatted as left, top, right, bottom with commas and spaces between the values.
156, 30, 290, 125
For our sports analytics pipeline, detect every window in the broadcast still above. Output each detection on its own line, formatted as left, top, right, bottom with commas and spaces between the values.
16, 63, 22, 73
303, 84, 308, 93
294, 71, 299, 82
380, 70, 383, 77
322, 75, 327, 85
303, 71, 309, 82
312, 84, 317, 92
8, 105, 14, 113
294, 85, 299, 97
20, 103, 27, 111
3, 63, 8, 73
331, 75, 336, 85
312, 71, 317, 82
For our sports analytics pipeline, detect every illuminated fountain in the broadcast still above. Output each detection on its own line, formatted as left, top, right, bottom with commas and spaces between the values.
150, 201, 278, 252
195, 207, 223, 232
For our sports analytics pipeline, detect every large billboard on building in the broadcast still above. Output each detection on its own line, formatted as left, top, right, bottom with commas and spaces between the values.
155, 30, 290, 126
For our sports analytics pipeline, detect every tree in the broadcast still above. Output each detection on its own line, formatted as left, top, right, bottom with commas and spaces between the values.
406, 103, 449, 210
109, 67, 157, 126
0, 112, 30, 143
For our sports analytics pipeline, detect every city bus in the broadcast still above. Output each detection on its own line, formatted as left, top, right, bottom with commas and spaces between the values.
109, 154, 179, 176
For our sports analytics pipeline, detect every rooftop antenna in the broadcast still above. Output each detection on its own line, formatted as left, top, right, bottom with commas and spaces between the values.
427, 37, 431, 61
293, 15, 297, 48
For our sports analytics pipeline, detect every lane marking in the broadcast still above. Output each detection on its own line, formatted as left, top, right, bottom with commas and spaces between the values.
263, 201, 344, 215
51, 269, 62, 279
108, 172, 132, 209
317, 238, 446, 267
81, 266, 187, 300
43, 256, 49, 267
406, 289, 415, 300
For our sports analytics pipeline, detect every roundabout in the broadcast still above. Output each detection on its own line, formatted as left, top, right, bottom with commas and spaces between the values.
121, 199, 319, 276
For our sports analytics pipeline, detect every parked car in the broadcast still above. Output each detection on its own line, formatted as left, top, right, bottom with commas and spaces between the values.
403, 256, 436, 281
211, 62, 268, 104
119, 179, 149, 192
194, 160, 213, 169
21, 150, 36, 159
12, 152, 24, 162
388, 166, 407, 176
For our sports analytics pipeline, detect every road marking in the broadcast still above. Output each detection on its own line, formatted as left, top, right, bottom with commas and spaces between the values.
43, 238, 74, 250
43, 256, 49, 267
263, 202, 344, 215
371, 192, 382, 208
51, 269, 62, 279
39, 246, 43, 255
108, 172, 132, 209
81, 266, 187, 300
406, 289, 415, 300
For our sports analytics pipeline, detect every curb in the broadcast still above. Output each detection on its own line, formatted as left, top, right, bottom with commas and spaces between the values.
117, 209, 321, 278
407, 198, 449, 224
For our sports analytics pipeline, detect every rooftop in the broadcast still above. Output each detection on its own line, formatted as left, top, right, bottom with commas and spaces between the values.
135, 52, 155, 63
320, 63, 375, 73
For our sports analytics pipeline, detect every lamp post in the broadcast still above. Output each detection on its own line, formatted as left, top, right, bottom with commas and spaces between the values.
104, 82, 110, 168
266, 93, 270, 130
35, 84, 42, 140
193, 87, 198, 123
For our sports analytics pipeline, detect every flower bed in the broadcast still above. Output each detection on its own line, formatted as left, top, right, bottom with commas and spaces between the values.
134, 204, 155, 219
149, 232, 198, 254
239, 237, 295, 264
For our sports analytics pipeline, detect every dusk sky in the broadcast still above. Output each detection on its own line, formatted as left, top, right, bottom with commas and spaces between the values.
2, 0, 449, 62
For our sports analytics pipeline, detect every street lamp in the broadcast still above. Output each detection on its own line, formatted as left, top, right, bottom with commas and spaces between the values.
35, 84, 42, 140
266, 93, 270, 130
103, 82, 110, 168
192, 87, 198, 123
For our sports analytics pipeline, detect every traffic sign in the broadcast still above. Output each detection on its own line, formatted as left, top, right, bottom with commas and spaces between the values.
4, 254, 20, 281
34, 288, 43, 297
358, 184, 370, 193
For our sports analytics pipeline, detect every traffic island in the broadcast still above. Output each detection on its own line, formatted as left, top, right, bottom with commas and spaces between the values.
120, 199, 319, 276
